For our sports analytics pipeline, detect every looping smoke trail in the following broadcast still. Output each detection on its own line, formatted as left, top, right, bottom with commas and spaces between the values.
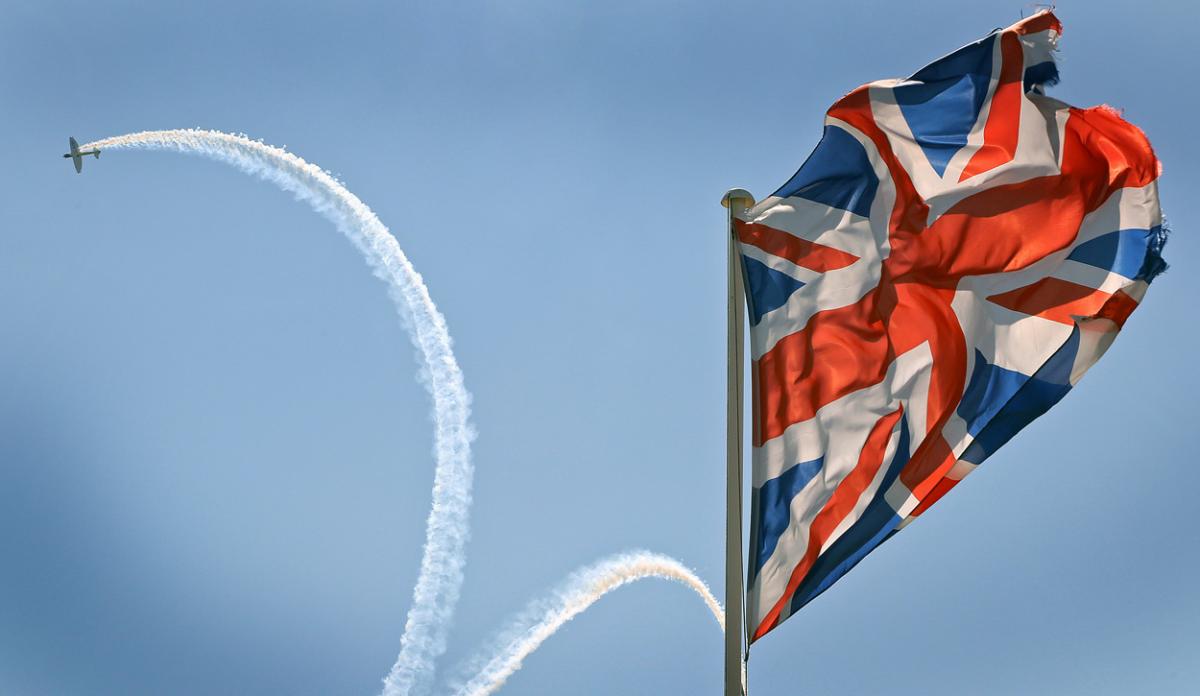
83, 129, 471, 696
448, 551, 725, 696
86, 130, 726, 696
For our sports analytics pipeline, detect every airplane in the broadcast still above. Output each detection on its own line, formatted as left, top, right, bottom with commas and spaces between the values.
62, 137, 100, 174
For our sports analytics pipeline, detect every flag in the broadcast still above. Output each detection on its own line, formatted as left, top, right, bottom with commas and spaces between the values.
739, 10, 1166, 643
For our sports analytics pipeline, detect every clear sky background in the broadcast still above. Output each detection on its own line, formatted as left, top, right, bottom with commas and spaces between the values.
1, 1, 1196, 694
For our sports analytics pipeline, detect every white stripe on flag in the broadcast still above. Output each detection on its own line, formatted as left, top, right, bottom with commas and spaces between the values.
749, 342, 933, 627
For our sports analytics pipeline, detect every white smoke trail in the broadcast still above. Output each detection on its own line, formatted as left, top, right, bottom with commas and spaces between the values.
448, 551, 725, 696
83, 129, 471, 696
86, 130, 727, 696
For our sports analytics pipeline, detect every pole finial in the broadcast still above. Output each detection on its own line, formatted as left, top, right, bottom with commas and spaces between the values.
721, 188, 755, 210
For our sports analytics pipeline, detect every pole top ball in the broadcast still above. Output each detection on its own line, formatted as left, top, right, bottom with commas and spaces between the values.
721, 188, 755, 209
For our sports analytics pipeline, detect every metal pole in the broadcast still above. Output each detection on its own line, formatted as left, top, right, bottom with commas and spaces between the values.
722, 188, 754, 696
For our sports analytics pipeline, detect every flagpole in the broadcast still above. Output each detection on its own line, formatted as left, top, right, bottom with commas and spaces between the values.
722, 187, 754, 696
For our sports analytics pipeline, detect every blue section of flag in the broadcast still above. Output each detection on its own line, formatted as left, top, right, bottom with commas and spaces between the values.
957, 351, 1030, 438
1139, 225, 1170, 281
750, 457, 824, 582
959, 328, 1080, 465
1023, 61, 1059, 91
1067, 227, 1162, 280
773, 125, 879, 218
742, 256, 806, 326
787, 413, 910, 614
894, 34, 996, 176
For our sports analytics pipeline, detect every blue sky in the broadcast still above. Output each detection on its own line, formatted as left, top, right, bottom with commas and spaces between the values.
1, 1, 1196, 694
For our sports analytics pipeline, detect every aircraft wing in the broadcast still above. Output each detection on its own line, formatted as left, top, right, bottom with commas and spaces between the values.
68, 137, 82, 173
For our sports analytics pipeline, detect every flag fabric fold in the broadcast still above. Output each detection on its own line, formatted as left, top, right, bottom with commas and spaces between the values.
740, 10, 1166, 643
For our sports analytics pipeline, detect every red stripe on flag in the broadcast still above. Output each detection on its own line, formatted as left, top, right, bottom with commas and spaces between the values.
900, 434, 957, 504
891, 107, 1159, 285
1012, 11, 1062, 36
889, 179, 1087, 282
959, 31, 1024, 182
988, 277, 1117, 325
882, 282, 967, 425
829, 88, 929, 239
752, 407, 904, 642
910, 470, 959, 518
754, 293, 889, 445
1067, 106, 1161, 191
1095, 289, 1140, 328
735, 219, 859, 272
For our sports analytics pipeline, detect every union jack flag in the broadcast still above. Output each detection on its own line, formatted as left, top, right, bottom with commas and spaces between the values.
741, 10, 1166, 642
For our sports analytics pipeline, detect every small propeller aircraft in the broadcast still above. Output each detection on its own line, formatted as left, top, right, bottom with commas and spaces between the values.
62, 137, 100, 173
